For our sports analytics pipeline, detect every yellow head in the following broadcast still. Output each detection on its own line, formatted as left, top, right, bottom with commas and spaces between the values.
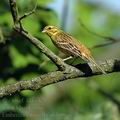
42, 25, 60, 37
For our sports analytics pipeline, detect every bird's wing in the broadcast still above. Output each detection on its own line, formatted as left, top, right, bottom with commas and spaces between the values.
56, 32, 83, 57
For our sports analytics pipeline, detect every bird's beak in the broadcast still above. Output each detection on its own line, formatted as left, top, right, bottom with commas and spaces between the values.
42, 29, 46, 33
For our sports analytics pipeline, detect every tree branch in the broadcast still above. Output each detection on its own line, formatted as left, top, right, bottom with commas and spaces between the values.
9, 0, 19, 25
0, 59, 120, 97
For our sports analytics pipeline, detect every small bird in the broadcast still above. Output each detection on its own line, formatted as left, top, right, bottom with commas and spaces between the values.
42, 25, 106, 74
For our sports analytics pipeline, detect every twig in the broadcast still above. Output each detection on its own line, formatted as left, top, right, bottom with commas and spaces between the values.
19, 0, 38, 21
78, 18, 119, 49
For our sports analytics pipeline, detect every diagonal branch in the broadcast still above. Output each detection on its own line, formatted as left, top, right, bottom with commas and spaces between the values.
14, 27, 68, 71
9, 0, 69, 71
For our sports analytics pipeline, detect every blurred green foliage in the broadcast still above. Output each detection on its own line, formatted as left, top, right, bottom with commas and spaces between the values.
0, 0, 120, 120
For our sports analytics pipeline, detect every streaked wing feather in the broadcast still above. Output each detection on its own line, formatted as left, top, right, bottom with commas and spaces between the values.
56, 32, 82, 57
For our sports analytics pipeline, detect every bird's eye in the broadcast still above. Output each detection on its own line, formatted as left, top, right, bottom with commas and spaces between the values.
48, 27, 52, 30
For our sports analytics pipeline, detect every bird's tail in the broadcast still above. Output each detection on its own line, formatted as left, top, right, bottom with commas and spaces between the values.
88, 57, 106, 74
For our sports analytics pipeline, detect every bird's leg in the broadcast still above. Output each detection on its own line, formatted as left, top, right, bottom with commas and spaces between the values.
69, 57, 79, 65
63, 56, 79, 65
63, 56, 73, 61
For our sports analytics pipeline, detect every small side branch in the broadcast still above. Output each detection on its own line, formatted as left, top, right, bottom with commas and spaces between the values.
19, 0, 37, 21
78, 18, 119, 49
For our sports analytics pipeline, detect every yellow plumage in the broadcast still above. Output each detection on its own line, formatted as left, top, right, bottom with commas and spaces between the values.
42, 25, 106, 74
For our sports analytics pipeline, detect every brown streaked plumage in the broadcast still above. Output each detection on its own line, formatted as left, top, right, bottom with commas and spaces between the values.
42, 25, 106, 74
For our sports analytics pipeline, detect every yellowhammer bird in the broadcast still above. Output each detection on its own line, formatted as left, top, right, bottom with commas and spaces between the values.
42, 25, 106, 74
